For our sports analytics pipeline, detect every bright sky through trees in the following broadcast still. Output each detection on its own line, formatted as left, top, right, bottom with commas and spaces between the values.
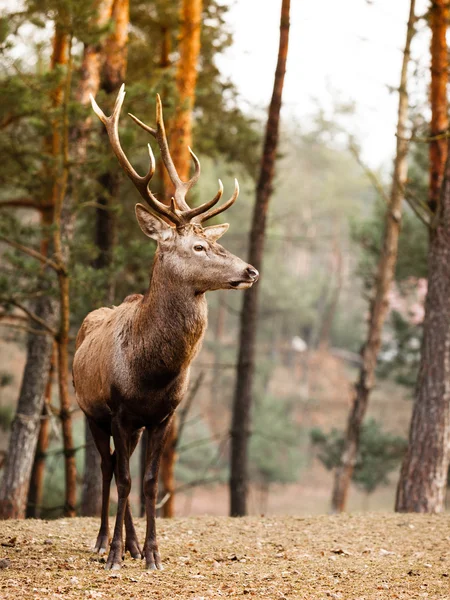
219, 0, 429, 168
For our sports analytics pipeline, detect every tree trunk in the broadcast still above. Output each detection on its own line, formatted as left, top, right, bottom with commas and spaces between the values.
157, 3, 202, 515
229, 0, 290, 517
396, 141, 450, 512
395, 0, 450, 513
331, 0, 416, 513
0, 297, 56, 518
428, 0, 449, 213
26, 348, 55, 518
0, 24, 69, 520
81, 0, 129, 516
93, 0, 129, 299
163, 0, 202, 198
160, 418, 178, 518
53, 27, 77, 517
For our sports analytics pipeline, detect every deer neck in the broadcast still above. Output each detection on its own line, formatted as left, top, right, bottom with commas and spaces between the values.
135, 251, 208, 371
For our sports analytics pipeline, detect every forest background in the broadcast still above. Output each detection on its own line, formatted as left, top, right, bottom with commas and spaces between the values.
0, 0, 446, 520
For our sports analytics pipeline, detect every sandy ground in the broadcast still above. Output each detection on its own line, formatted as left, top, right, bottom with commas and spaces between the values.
1, 514, 450, 599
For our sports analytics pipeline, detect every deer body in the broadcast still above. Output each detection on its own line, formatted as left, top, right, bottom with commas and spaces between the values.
73, 86, 258, 571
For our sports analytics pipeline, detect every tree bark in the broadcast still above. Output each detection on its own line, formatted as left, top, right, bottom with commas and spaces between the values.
0, 298, 56, 519
157, 3, 202, 515
78, 0, 115, 518
160, 418, 178, 518
331, 0, 416, 513
163, 0, 202, 198
53, 28, 77, 518
229, 0, 290, 517
0, 24, 69, 520
395, 0, 450, 513
428, 0, 449, 213
81, 0, 128, 516
93, 0, 129, 302
26, 348, 55, 518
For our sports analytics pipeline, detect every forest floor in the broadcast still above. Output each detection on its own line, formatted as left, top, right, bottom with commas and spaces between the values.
1, 513, 450, 599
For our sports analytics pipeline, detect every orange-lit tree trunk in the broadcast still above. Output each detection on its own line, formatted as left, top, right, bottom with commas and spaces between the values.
94, 0, 129, 299
160, 418, 178, 518
52, 28, 77, 518
229, 0, 291, 517
428, 0, 449, 213
79, 0, 115, 518
331, 0, 416, 513
0, 26, 69, 519
157, 0, 203, 518
163, 0, 202, 197
395, 0, 449, 513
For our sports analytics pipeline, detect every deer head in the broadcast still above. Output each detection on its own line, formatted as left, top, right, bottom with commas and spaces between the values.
91, 85, 259, 293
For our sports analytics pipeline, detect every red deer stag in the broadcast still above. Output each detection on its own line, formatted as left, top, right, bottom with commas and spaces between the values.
73, 85, 258, 571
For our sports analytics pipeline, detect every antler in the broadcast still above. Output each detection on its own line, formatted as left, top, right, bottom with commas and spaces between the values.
91, 85, 239, 226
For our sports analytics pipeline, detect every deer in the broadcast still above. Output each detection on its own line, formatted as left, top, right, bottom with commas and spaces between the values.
72, 85, 259, 572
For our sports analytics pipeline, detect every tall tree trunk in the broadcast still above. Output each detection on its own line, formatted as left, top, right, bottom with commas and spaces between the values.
395, 0, 449, 513
229, 0, 290, 517
26, 348, 55, 518
0, 25, 69, 520
157, 1, 202, 516
163, 0, 202, 197
331, 0, 416, 513
93, 0, 129, 298
160, 418, 178, 518
81, 0, 128, 516
53, 29, 77, 518
428, 0, 449, 213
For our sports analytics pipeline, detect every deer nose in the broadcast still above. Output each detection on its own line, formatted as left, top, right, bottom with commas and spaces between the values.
246, 266, 259, 281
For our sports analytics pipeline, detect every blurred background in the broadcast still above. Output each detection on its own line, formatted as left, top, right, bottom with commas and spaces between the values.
0, 0, 445, 520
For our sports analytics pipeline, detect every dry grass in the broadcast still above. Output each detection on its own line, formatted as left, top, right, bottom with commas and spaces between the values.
1, 513, 450, 599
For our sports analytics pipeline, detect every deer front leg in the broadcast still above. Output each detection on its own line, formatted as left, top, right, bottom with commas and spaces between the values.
87, 418, 115, 556
105, 418, 133, 571
143, 416, 173, 570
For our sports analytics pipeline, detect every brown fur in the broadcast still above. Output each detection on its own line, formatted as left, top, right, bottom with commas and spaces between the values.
72, 216, 258, 571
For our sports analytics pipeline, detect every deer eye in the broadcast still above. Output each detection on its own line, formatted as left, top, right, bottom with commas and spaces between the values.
194, 244, 205, 252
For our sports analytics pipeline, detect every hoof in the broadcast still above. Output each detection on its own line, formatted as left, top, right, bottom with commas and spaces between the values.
105, 545, 123, 571
144, 547, 163, 571
93, 533, 109, 555
125, 538, 143, 560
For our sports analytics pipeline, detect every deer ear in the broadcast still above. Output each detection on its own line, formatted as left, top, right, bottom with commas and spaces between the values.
135, 204, 173, 241
202, 223, 229, 242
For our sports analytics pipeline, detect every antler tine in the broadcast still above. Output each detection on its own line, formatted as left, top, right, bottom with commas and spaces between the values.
192, 179, 240, 224
184, 179, 224, 221
90, 84, 157, 201
145, 187, 183, 226
130, 95, 193, 211
185, 146, 201, 191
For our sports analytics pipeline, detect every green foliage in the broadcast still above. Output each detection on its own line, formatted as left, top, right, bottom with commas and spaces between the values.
377, 311, 422, 388
175, 417, 226, 484
311, 418, 407, 495
249, 394, 302, 486
0, 406, 14, 431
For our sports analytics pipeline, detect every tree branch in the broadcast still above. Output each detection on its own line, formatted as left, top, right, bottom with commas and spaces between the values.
0, 198, 41, 210
349, 142, 390, 204
0, 235, 63, 273
4, 299, 57, 336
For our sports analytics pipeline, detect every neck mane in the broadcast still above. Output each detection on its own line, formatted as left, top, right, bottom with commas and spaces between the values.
133, 251, 208, 373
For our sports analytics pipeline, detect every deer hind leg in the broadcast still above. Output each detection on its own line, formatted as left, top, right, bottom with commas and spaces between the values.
123, 429, 144, 559
87, 418, 115, 556
143, 415, 174, 571
105, 416, 134, 570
